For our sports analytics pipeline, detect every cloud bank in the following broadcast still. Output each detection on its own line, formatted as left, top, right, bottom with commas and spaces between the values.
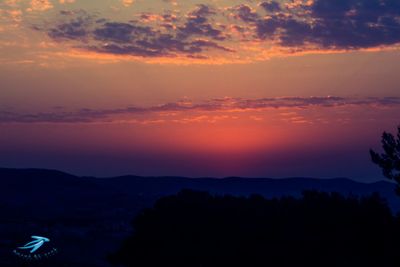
1, 96, 400, 123
43, 5, 233, 59
32, 0, 400, 61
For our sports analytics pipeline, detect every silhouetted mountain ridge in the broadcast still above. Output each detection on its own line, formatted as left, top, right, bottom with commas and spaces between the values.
1, 167, 399, 267
0, 167, 398, 212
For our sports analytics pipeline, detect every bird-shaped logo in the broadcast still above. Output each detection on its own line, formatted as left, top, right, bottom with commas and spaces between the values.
18, 236, 50, 253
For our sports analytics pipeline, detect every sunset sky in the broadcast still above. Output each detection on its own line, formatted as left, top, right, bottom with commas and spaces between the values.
1, 0, 400, 180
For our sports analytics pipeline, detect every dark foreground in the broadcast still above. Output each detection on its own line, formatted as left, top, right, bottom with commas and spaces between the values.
111, 190, 400, 267
0, 168, 398, 266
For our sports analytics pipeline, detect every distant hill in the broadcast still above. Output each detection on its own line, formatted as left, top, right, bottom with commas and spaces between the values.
0, 167, 398, 213
0, 167, 398, 267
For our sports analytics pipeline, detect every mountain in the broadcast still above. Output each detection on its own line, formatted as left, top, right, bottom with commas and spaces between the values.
0, 167, 398, 267
0, 167, 398, 212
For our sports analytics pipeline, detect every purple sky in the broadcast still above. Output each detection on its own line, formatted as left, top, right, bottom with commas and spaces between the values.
1, 0, 400, 180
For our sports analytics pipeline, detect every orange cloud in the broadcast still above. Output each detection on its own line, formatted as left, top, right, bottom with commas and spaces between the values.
59, 0, 75, 4
121, 0, 134, 7
2, 96, 400, 124
26, 0, 53, 11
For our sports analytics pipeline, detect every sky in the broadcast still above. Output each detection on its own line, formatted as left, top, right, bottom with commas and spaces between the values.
1, 0, 400, 180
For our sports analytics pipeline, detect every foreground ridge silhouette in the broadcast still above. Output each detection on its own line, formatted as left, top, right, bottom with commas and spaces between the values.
110, 190, 400, 267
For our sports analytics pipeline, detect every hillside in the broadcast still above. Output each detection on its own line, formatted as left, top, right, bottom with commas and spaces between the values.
0, 168, 398, 266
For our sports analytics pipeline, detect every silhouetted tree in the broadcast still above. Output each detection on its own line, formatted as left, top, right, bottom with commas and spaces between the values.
370, 126, 400, 195
109, 190, 399, 267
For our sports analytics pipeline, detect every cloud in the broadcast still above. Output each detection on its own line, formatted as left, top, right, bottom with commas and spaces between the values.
27, 0, 53, 12
231, 4, 259, 23
28, 0, 400, 61
3, 0, 22, 7
260, 1, 281, 13
1, 96, 400, 124
177, 4, 225, 41
3, 9, 23, 24
121, 0, 134, 7
251, 0, 400, 49
47, 10, 92, 41
59, 0, 76, 4
42, 6, 233, 58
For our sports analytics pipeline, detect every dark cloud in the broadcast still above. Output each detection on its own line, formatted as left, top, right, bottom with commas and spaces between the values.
40, 0, 400, 58
87, 34, 232, 57
161, 13, 178, 23
44, 5, 231, 58
255, 16, 282, 39
93, 22, 153, 43
309, 0, 400, 48
233, 4, 259, 23
253, 0, 400, 49
48, 10, 93, 41
260, 1, 281, 13
177, 4, 225, 41
189, 4, 215, 18
184, 39, 234, 53
2, 97, 400, 124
